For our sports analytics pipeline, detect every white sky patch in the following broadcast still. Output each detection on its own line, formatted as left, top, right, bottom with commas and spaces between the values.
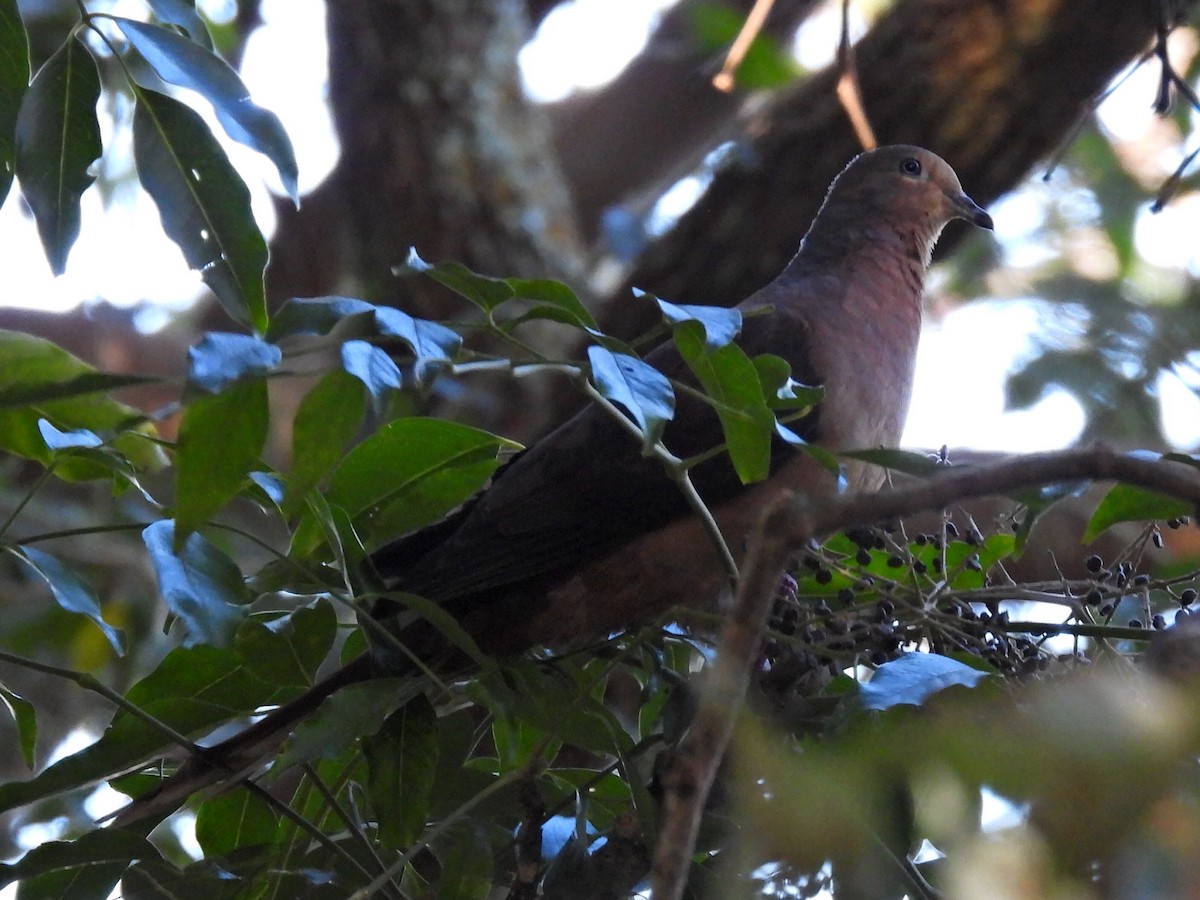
791, 0, 865, 71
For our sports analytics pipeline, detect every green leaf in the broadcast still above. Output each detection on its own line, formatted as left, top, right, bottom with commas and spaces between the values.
186, 332, 281, 393
0, 0, 30, 206
507, 277, 598, 330
0, 645, 287, 815
0, 828, 159, 899
265, 295, 377, 341
14, 36, 101, 274
233, 600, 337, 690
859, 652, 989, 711
10, 546, 125, 655
318, 417, 518, 549
0, 331, 162, 476
120, 860, 245, 899
1085, 483, 1192, 543
587, 345, 675, 450
363, 694, 439, 849
841, 448, 945, 477
132, 87, 269, 333
431, 822, 493, 900
194, 788, 280, 857
145, 0, 213, 49
281, 678, 422, 768
673, 320, 774, 483
174, 377, 269, 539
403, 248, 513, 311
0, 680, 36, 768
143, 520, 249, 647
115, 17, 297, 200
284, 369, 368, 517
654, 295, 742, 349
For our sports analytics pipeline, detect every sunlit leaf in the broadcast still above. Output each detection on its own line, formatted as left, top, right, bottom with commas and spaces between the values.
143, 520, 249, 647
340, 339, 403, 405
115, 17, 297, 199
860, 652, 990, 711
1085, 482, 1191, 543
133, 87, 269, 333
186, 332, 281, 393
145, 0, 213, 49
0, 0, 30, 206
14, 36, 100, 274
10, 546, 125, 655
654, 294, 742, 349
587, 345, 675, 450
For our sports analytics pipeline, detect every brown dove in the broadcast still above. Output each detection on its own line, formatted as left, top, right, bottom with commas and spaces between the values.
113, 145, 992, 824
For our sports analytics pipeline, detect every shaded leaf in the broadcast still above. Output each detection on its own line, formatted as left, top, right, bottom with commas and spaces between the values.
860, 652, 990, 711
281, 678, 422, 768
145, 0, 213, 49
316, 417, 517, 550
431, 822, 493, 900
143, 520, 249, 647
508, 277, 598, 330
186, 332, 281, 393
0, 680, 36, 768
265, 295, 376, 341
133, 87, 268, 332
0, 0, 30, 206
14, 35, 100, 274
587, 345, 675, 450
403, 248, 512, 311
233, 599, 337, 690
115, 17, 296, 199
1085, 482, 1191, 543
174, 377, 269, 538
10, 546, 125, 655
673, 320, 774, 483
194, 788, 280, 857
0, 828, 158, 898
363, 694, 439, 849
283, 369, 367, 517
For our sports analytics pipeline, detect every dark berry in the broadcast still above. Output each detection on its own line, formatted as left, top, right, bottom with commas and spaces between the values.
1133, 574, 1151, 587
1180, 588, 1197, 606
1153, 614, 1167, 629
1085, 554, 1103, 573
814, 568, 833, 585
913, 560, 927, 575
1128, 619, 1143, 629
855, 548, 872, 566
1099, 603, 1115, 617
887, 554, 903, 568
1085, 589, 1103, 606
945, 521, 959, 538
815, 601, 832, 616
1153, 529, 1164, 549
837, 587, 855, 605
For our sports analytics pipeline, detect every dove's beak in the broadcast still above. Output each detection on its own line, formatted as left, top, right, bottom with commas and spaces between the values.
952, 193, 993, 230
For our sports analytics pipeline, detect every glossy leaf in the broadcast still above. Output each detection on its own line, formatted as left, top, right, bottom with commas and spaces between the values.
0, 680, 36, 768
284, 369, 368, 516
319, 417, 518, 549
587, 345, 675, 450
0, 0, 30, 205
37, 419, 102, 450
374, 306, 461, 383
115, 17, 297, 199
340, 339, 403, 404
145, 0, 212, 48
859, 652, 989, 711
11, 546, 125, 655
143, 521, 249, 647
133, 87, 269, 333
363, 694, 439, 849
186, 332, 281, 393
654, 295, 742, 350
14, 36, 101, 274
174, 377, 269, 539
265, 295, 377, 341
673, 320, 774, 483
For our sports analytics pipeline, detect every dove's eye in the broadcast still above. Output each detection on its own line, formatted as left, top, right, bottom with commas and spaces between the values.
900, 158, 922, 177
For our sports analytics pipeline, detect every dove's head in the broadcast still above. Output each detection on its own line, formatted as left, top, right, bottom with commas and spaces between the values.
808, 145, 992, 266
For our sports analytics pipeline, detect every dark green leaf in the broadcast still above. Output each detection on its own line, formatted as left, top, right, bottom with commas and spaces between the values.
145, 0, 213, 49
233, 600, 337, 690
587, 345, 675, 450
841, 448, 945, 477
1085, 483, 1192, 543
284, 369, 367, 517
281, 678, 422, 768
194, 788, 280, 857
186, 332, 281, 393
133, 87, 269, 332
0, 828, 158, 899
0, 645, 287, 815
318, 417, 517, 549
0, 0, 30, 206
1007, 479, 1089, 551
0, 680, 36, 768
402, 248, 513, 311
143, 520, 250, 647
264, 295, 376, 341
430, 822, 493, 900
115, 17, 297, 199
655, 295, 742, 349
340, 339, 402, 404
673, 320, 774, 483
174, 377, 269, 538
11, 546, 125, 655
14, 36, 101, 274
859, 652, 989, 711
363, 694, 439, 848
0, 369, 157, 410
121, 859, 256, 899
